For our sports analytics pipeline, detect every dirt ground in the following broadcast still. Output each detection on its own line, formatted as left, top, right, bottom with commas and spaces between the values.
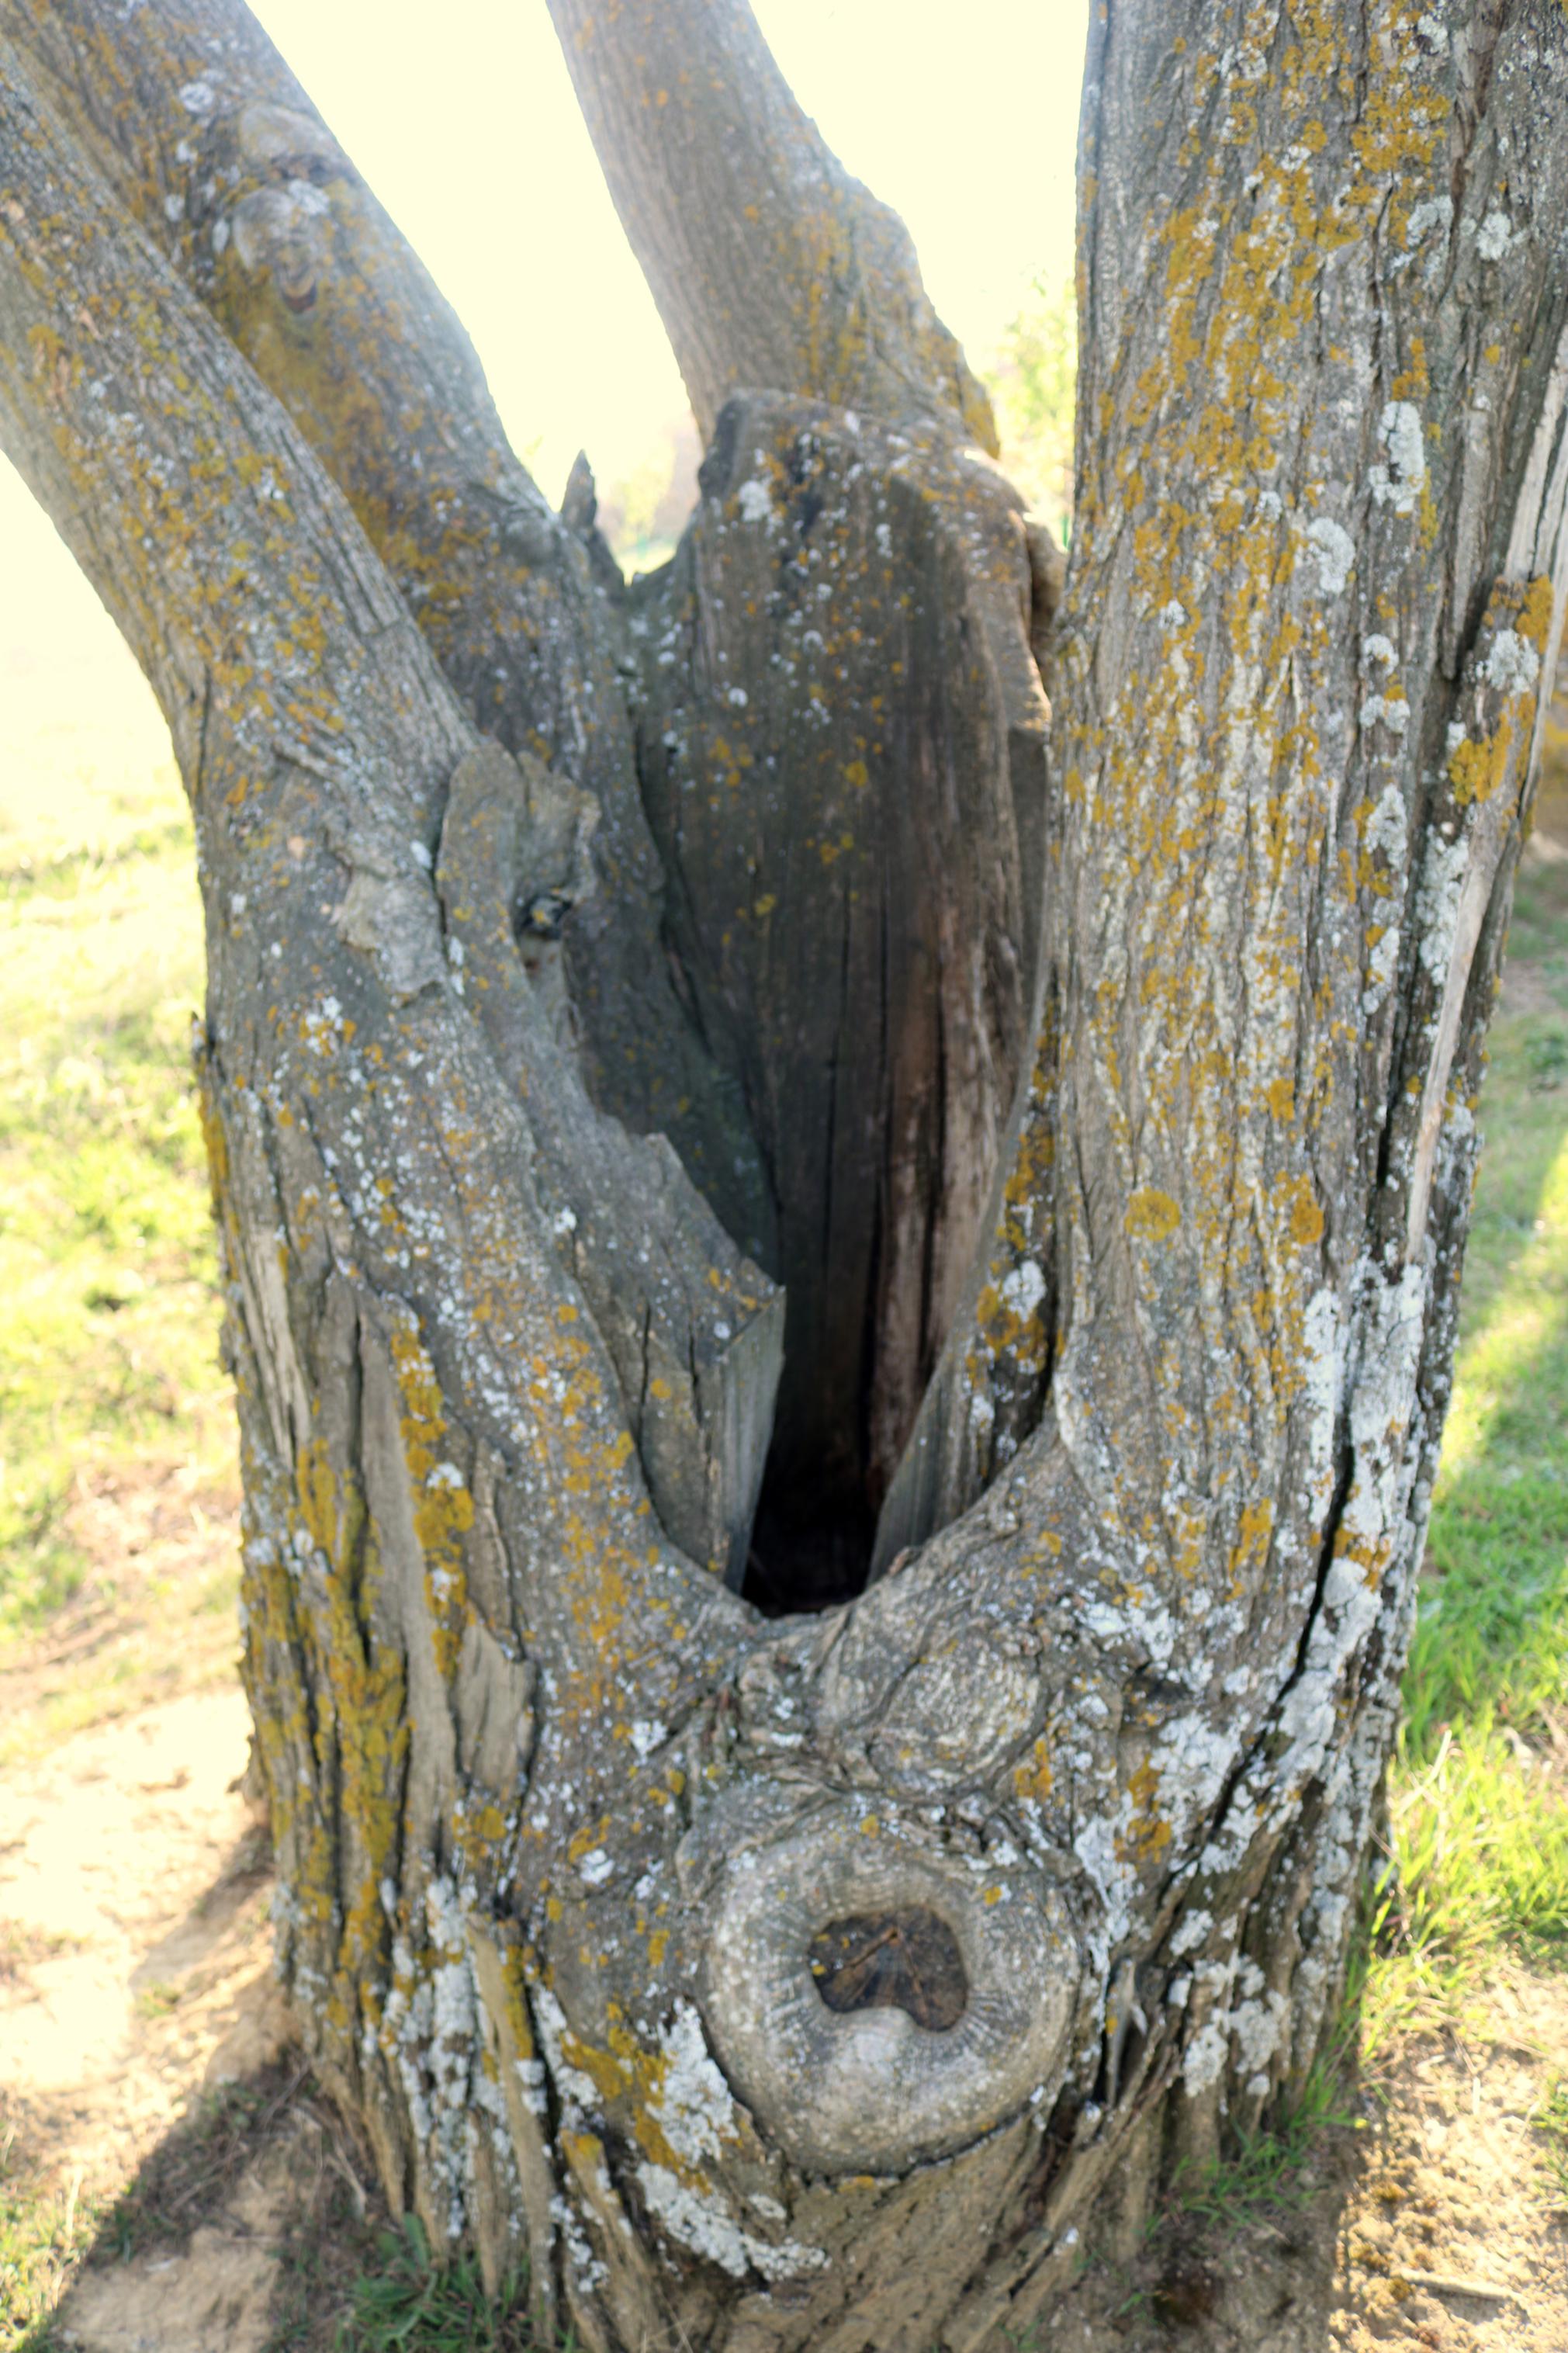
2, 1583, 1566, 2351
0, 1477, 385, 2351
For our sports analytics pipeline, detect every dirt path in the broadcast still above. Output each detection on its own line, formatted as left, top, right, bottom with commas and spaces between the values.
0, 1683, 306, 2351
0, 1689, 272, 2147
1332, 1977, 1568, 2351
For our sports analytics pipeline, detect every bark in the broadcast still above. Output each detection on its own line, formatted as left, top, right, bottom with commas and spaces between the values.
3, 2, 1568, 2350
0, 0, 773, 1258
0, 0, 1054, 1546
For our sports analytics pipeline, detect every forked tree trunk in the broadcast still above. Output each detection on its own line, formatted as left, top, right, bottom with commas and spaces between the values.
2, 3, 1567, 2346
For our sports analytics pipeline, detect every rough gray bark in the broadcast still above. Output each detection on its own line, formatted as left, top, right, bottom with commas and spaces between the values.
0, 0, 774, 1260
3, 2, 1568, 2349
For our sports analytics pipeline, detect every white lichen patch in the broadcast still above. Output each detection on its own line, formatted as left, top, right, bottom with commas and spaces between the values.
1229, 1958, 1288, 2074
373, 1873, 495, 2244
646, 2001, 741, 2170
1483, 627, 1541, 696
1360, 693, 1409, 736
551, 2188, 607, 2292
635, 2161, 826, 2281
1304, 515, 1355, 595
1371, 402, 1426, 515
1147, 1714, 1242, 1856
999, 1260, 1047, 1321
1407, 197, 1452, 246
1415, 834, 1470, 982
1182, 2018, 1230, 2095
1363, 784, 1408, 868
534, 1984, 603, 2117
1073, 1812, 1135, 1953
1475, 208, 1516, 262
1170, 1907, 1213, 1958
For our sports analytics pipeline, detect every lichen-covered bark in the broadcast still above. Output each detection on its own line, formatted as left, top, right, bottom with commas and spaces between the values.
0, 46, 768, 2325
3, 2, 1568, 2349
877, 0, 1568, 2219
0, 0, 772, 1256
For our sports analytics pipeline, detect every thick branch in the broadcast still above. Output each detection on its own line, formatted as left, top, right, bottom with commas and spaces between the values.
882, 0, 1568, 1575
0, 0, 772, 1256
545, 0, 999, 452
0, 40, 768, 1694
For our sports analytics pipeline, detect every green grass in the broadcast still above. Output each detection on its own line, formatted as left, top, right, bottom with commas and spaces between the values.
1174, 2057, 1358, 2229
1366, 849, 1568, 2044
0, 753, 234, 1638
331, 2219, 550, 2353
0, 2127, 102, 2353
984, 270, 1077, 546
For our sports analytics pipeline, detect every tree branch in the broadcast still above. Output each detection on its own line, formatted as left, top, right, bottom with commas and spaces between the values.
545, 0, 999, 452
0, 0, 773, 1256
881, 0, 1568, 1578
0, 37, 770, 1701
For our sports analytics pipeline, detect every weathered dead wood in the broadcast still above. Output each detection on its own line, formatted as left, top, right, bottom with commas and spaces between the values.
632, 394, 1049, 1594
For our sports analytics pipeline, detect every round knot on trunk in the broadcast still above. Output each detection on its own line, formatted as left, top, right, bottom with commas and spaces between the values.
699, 1800, 1078, 2175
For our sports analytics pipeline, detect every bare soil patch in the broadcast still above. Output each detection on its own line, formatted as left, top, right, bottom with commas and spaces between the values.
0, 1461, 241, 1773
0, 1678, 386, 2352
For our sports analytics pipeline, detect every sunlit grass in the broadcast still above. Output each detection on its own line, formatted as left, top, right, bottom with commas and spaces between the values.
0, 733, 236, 1651
1366, 847, 1568, 2047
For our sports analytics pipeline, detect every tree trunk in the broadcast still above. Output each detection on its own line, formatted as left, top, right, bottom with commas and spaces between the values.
2, 2, 1567, 2348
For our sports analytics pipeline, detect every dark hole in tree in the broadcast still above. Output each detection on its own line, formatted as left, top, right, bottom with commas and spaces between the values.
739, 1215, 889, 1615
807, 1908, 968, 2032
742, 1476, 877, 1616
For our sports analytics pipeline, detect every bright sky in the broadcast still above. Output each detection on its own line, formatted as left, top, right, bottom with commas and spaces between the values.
0, 0, 1087, 754
249, 0, 1086, 497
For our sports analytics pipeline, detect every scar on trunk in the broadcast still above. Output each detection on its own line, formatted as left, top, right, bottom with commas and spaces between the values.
808, 1906, 970, 2031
